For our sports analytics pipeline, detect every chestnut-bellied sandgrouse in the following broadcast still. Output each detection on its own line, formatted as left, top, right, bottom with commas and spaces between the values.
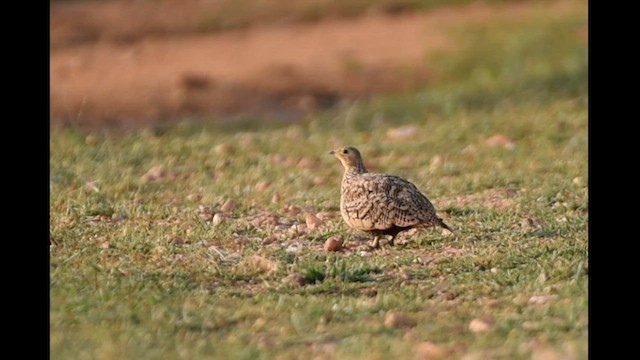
330, 146, 458, 248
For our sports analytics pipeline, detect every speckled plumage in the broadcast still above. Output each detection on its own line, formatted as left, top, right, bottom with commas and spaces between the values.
330, 146, 457, 248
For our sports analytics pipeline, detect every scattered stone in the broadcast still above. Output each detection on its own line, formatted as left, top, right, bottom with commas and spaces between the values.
305, 213, 324, 230
220, 199, 237, 212
387, 125, 420, 140
469, 317, 495, 333
200, 212, 214, 222
288, 224, 307, 236
214, 143, 235, 155
385, 312, 417, 329
282, 204, 302, 217
142, 166, 165, 182
414, 341, 446, 359
484, 134, 515, 149
528, 295, 555, 305
212, 213, 224, 226
284, 273, 306, 287
324, 236, 344, 252
247, 255, 278, 273
572, 176, 584, 186
255, 180, 270, 192
186, 193, 202, 202
286, 244, 299, 255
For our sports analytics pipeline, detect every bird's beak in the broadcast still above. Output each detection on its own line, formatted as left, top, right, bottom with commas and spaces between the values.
329, 150, 335, 155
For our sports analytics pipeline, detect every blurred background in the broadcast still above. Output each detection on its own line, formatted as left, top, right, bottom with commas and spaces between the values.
50, 0, 587, 131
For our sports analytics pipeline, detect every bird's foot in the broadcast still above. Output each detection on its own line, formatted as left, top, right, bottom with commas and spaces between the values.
368, 237, 381, 250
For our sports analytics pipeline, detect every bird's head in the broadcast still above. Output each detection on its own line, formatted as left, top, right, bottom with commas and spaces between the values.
329, 146, 367, 173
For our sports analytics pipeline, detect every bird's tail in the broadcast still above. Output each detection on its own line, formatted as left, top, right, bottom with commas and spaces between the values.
437, 218, 460, 237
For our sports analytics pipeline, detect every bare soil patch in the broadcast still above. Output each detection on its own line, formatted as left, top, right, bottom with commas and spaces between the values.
50, 0, 579, 129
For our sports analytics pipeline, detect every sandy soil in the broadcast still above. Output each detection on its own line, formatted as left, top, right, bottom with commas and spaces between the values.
50, 0, 582, 129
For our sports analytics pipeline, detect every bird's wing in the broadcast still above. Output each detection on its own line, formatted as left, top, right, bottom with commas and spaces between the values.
362, 174, 438, 228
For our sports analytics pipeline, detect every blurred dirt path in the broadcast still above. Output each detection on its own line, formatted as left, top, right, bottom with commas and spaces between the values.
50, 0, 583, 129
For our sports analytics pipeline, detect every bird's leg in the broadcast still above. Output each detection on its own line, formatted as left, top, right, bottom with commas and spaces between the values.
388, 234, 396, 247
369, 235, 380, 249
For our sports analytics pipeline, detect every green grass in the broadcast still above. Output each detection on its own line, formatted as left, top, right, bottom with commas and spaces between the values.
50, 2, 587, 359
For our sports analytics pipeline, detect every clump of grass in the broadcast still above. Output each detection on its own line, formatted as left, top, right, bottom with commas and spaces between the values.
302, 259, 383, 284
303, 265, 327, 284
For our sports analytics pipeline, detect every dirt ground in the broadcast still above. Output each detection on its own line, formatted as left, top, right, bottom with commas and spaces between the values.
50, 0, 581, 129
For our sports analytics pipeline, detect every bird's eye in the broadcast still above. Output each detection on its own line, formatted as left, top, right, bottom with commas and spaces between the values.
342, 149, 349, 154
